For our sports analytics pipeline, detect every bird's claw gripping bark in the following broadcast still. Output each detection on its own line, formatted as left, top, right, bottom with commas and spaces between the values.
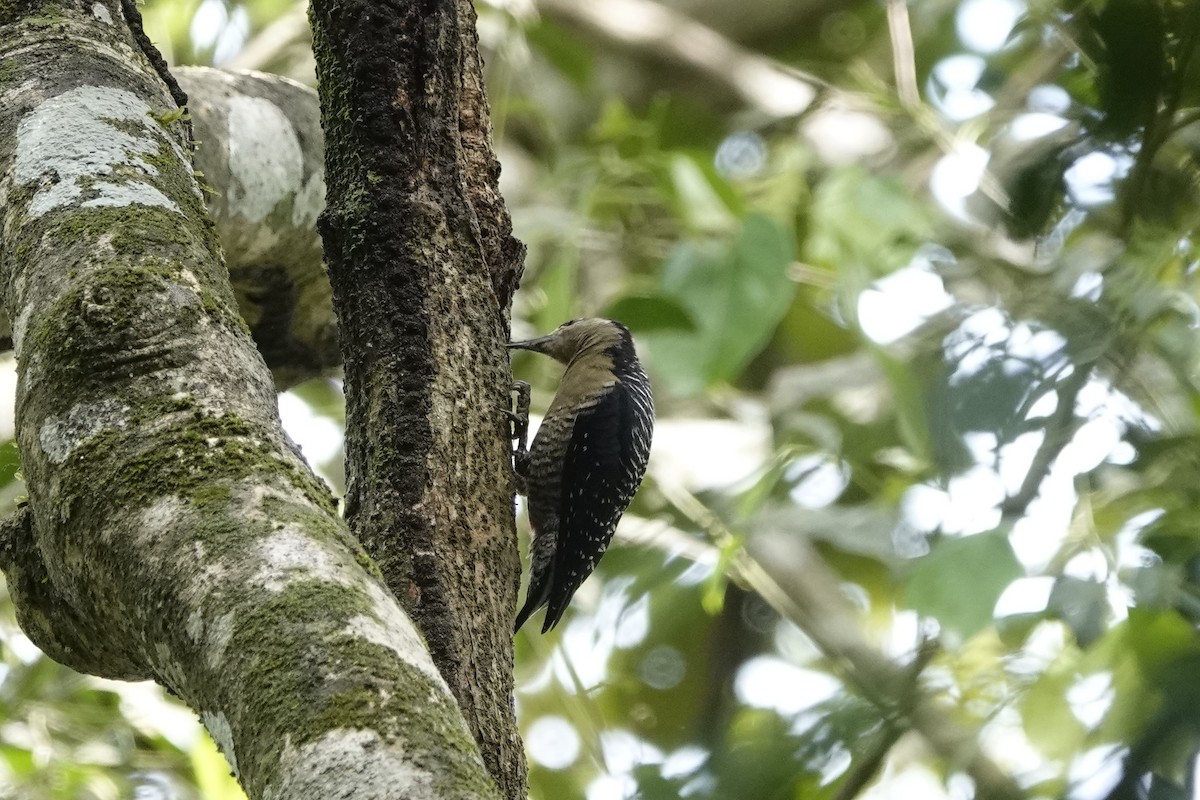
509, 380, 531, 495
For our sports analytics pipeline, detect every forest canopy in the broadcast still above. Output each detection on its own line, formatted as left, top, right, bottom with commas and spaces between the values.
4, 1, 1200, 799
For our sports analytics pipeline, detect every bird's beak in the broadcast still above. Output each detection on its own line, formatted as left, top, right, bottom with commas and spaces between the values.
506, 335, 554, 354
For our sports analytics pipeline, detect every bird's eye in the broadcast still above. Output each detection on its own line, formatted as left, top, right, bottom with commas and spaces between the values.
561, 319, 579, 328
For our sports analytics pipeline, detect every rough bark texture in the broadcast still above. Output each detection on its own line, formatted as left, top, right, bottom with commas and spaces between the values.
308, 0, 527, 794
0, 4, 497, 798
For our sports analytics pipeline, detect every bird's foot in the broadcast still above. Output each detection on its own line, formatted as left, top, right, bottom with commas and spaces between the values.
509, 380, 531, 495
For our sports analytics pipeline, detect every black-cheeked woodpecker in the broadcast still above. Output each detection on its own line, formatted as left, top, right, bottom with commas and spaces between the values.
508, 318, 655, 633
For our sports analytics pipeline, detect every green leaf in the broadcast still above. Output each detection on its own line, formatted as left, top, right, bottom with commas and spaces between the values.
1048, 577, 1109, 647
905, 532, 1022, 638
806, 169, 932, 271
604, 294, 697, 333
666, 153, 741, 232
533, 252, 578, 333
0, 440, 20, 489
645, 213, 797, 394
1124, 607, 1200, 681
525, 18, 595, 89
1021, 662, 1087, 760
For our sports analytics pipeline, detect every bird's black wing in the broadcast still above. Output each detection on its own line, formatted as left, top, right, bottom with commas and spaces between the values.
542, 381, 649, 631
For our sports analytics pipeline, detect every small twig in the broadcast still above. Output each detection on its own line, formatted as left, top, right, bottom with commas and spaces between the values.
1000, 360, 1094, 517
536, 0, 828, 118
835, 721, 907, 800
1172, 107, 1200, 134
119, 0, 194, 151
885, 0, 920, 111
833, 638, 940, 800
225, 5, 310, 73
740, 536, 1025, 800
0, 503, 29, 571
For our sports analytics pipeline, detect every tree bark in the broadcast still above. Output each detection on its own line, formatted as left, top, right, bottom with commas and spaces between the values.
308, 0, 527, 796
177, 66, 339, 391
0, 3, 498, 798
0, 66, 341, 389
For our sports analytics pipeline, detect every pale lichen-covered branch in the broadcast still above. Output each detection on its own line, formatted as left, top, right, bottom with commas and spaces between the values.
177, 66, 338, 390
0, 3, 496, 798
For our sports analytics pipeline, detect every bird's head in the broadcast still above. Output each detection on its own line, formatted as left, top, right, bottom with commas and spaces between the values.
506, 318, 630, 365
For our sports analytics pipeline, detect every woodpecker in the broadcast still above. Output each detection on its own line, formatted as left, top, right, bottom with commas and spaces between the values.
508, 318, 654, 633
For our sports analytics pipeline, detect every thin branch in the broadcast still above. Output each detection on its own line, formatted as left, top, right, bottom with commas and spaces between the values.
536, 0, 827, 118
1120, 4, 1200, 232
224, 5, 311, 76
739, 534, 1024, 800
885, 0, 920, 111
833, 639, 939, 800
630, 483, 1026, 800
1000, 361, 1094, 517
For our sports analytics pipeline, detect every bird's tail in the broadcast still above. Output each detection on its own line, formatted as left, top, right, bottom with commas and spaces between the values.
513, 576, 551, 633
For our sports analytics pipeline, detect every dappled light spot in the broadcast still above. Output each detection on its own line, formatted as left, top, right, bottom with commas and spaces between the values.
1065, 151, 1132, 208
1009, 112, 1073, 143
994, 576, 1054, 617
613, 595, 649, 648
785, 453, 849, 509
1067, 671, 1113, 729
1066, 744, 1125, 800
587, 773, 638, 800
527, 716, 580, 770
928, 55, 995, 121
661, 745, 707, 779
931, 144, 989, 221
600, 729, 663, 774
714, 132, 766, 180
638, 644, 685, 690
190, 0, 250, 64
733, 657, 840, 716
956, 0, 1023, 54
857, 264, 955, 345
802, 107, 893, 165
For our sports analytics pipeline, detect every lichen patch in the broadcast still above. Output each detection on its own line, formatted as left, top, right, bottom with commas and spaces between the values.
227, 96, 303, 224
14, 86, 183, 217
264, 729, 437, 800
291, 169, 325, 229
343, 602, 444, 686
252, 526, 349, 592
201, 711, 239, 776
39, 398, 130, 464
205, 611, 236, 669
82, 182, 176, 211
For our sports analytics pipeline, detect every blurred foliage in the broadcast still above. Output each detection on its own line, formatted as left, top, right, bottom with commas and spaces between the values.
9, 0, 1200, 798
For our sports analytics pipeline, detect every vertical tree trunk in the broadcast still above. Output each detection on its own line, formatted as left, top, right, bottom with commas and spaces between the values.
0, 2, 502, 797
308, 0, 528, 795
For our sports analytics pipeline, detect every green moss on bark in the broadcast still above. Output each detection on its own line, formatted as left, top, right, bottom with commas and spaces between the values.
0, 58, 21, 84
224, 579, 493, 797
58, 413, 335, 517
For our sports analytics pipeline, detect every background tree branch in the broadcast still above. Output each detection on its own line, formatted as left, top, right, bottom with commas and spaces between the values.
177, 66, 339, 390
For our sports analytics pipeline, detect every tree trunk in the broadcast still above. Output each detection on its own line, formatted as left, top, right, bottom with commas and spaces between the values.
308, 0, 528, 794
0, 2, 499, 797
